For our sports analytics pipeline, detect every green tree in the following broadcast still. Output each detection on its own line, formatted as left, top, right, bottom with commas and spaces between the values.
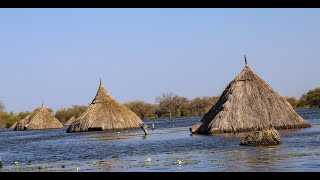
0, 111, 20, 128
299, 88, 320, 108
0, 100, 4, 113
155, 92, 190, 118
189, 96, 220, 116
284, 96, 300, 109
124, 101, 158, 120
55, 105, 87, 124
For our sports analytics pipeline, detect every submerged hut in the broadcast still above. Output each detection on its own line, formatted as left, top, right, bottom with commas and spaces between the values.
66, 80, 143, 133
190, 56, 311, 135
11, 115, 31, 131
240, 126, 282, 146
64, 116, 76, 126
26, 103, 63, 130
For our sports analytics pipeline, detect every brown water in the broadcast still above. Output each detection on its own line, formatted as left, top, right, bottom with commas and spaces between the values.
0, 108, 320, 172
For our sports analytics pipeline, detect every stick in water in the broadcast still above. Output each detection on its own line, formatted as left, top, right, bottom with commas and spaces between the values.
139, 123, 149, 136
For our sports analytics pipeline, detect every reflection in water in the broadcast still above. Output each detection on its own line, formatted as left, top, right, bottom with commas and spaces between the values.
231, 146, 280, 171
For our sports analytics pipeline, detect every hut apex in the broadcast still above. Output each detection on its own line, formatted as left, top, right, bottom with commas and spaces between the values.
26, 102, 64, 130
190, 56, 311, 135
66, 80, 143, 133
244, 55, 248, 66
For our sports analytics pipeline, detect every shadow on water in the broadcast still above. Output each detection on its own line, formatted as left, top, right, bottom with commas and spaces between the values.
1, 110, 320, 171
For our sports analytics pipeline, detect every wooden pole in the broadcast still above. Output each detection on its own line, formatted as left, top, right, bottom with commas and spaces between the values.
139, 123, 148, 135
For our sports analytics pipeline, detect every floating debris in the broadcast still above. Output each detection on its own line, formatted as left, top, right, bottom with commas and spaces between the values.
61, 165, 65, 168
76, 167, 80, 171
176, 160, 183, 166
117, 132, 120, 134
0, 157, 2, 168
14, 161, 19, 166
93, 161, 96, 165
145, 158, 152, 162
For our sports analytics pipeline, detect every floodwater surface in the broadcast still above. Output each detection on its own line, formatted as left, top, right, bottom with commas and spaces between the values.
1, 109, 320, 172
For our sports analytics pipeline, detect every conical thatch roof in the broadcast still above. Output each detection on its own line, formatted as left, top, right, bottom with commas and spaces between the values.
240, 126, 282, 146
26, 103, 63, 130
190, 56, 311, 135
64, 116, 76, 126
10, 122, 18, 129
67, 80, 143, 133
11, 115, 31, 131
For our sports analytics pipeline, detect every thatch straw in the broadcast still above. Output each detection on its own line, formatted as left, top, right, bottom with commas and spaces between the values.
10, 122, 18, 129
190, 56, 311, 135
26, 103, 63, 130
240, 126, 282, 146
11, 115, 31, 131
64, 116, 76, 126
67, 80, 143, 133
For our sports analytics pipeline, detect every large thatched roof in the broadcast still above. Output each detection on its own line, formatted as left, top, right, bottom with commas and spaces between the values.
64, 116, 76, 126
67, 80, 143, 133
26, 103, 63, 130
190, 56, 311, 135
10, 115, 31, 131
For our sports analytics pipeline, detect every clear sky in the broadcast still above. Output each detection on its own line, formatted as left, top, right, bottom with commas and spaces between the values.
0, 8, 319, 112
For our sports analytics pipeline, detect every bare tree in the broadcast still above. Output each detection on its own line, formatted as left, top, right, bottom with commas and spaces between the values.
155, 92, 190, 118
124, 101, 158, 120
0, 100, 4, 113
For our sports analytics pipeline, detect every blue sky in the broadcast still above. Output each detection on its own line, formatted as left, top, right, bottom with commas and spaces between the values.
0, 8, 319, 112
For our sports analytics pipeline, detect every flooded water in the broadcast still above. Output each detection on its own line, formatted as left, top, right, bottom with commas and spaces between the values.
1, 109, 320, 172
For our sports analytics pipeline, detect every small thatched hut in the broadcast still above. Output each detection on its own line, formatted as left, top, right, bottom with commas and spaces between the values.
67, 80, 143, 133
26, 103, 63, 130
190, 56, 311, 135
10, 121, 18, 129
64, 116, 76, 126
12, 115, 31, 131
240, 126, 282, 146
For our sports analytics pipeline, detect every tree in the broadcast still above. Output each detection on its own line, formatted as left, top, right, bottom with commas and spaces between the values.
0, 100, 4, 113
155, 92, 190, 118
124, 101, 158, 120
299, 88, 320, 108
0, 111, 20, 128
55, 105, 87, 123
189, 96, 220, 116
284, 96, 300, 109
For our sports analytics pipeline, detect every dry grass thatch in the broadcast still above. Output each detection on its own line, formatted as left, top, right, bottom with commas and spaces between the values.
240, 126, 282, 146
11, 115, 31, 131
26, 103, 64, 130
66, 80, 143, 133
190, 57, 311, 135
64, 116, 76, 126
10, 122, 18, 129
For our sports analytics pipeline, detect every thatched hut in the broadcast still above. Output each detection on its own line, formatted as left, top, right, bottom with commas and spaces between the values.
240, 126, 282, 146
67, 80, 143, 133
26, 103, 63, 130
190, 56, 311, 135
64, 116, 76, 126
10, 121, 18, 129
10, 115, 31, 131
